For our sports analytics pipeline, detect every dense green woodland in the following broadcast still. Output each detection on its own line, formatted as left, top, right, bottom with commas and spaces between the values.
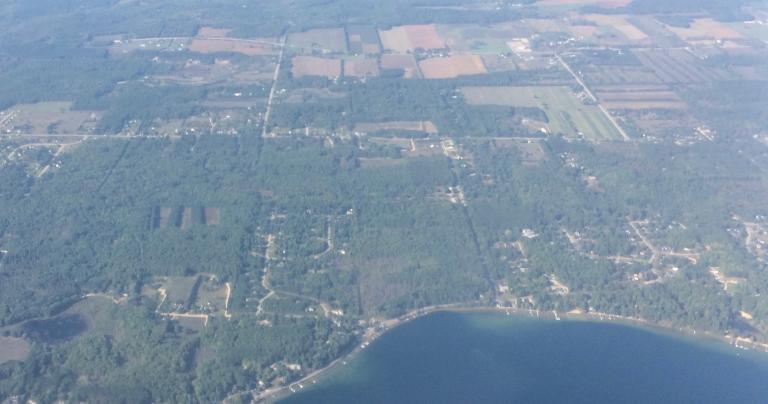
2, 130, 768, 401
1, 0, 768, 402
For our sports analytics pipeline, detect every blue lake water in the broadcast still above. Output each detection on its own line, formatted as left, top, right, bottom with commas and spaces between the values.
280, 311, 768, 404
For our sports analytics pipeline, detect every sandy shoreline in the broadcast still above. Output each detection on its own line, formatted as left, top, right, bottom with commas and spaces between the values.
229, 303, 768, 403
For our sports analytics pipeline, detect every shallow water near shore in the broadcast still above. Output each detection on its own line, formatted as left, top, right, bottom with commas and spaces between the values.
279, 311, 768, 404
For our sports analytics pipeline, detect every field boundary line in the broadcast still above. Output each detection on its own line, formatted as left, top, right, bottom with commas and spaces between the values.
556, 54, 630, 141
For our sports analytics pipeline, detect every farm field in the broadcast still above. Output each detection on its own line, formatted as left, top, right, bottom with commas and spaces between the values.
419, 54, 487, 79
437, 24, 530, 53
347, 25, 381, 54
180, 207, 193, 230
481, 54, 519, 72
524, 18, 566, 33
664, 18, 745, 41
462, 86, 622, 140
344, 57, 380, 78
0, 102, 99, 134
380, 54, 420, 78
582, 65, 662, 86
379, 24, 446, 52
3, 1, 768, 402
187, 38, 277, 56
595, 86, 687, 110
196, 27, 232, 38
288, 28, 347, 53
278, 88, 347, 104
152, 207, 218, 229
633, 49, 732, 83
204, 207, 220, 226
354, 121, 438, 134
291, 56, 342, 78
581, 14, 648, 41
156, 207, 173, 229
568, 24, 601, 40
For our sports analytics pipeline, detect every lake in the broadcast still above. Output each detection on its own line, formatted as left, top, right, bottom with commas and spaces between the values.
279, 311, 768, 404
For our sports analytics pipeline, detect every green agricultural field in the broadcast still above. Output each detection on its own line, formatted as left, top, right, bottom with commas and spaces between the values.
461, 86, 622, 141
438, 24, 520, 54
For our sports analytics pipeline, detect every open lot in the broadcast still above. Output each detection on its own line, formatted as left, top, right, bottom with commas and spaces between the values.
379, 24, 446, 52
291, 56, 342, 78
462, 86, 622, 140
419, 54, 487, 79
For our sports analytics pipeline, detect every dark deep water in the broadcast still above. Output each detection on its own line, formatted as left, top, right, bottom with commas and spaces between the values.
280, 311, 768, 404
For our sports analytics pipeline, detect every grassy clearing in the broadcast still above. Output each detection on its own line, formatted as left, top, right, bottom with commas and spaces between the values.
192, 277, 228, 313
288, 28, 347, 53
437, 24, 518, 53
0, 337, 31, 364
154, 276, 200, 312
462, 86, 622, 141
1, 102, 99, 134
